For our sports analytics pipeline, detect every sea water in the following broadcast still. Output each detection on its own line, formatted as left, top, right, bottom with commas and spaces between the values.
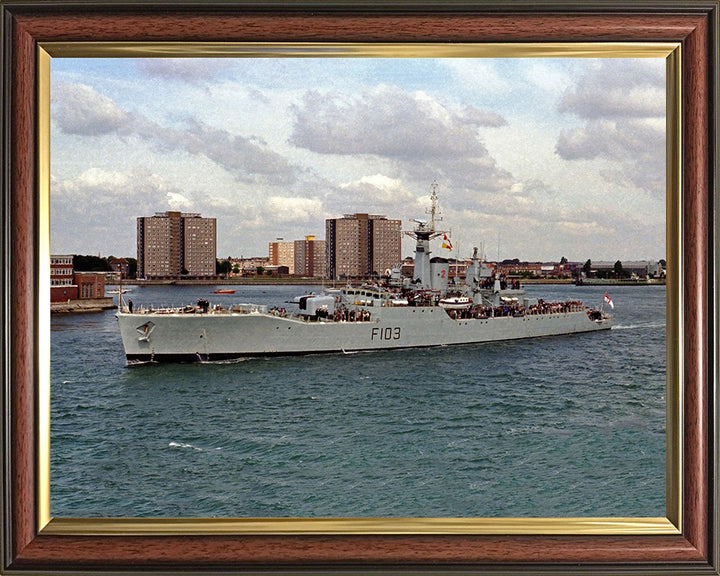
50, 284, 666, 518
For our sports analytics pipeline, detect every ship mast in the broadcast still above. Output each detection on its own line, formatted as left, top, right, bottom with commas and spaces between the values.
426, 180, 442, 232
405, 181, 448, 290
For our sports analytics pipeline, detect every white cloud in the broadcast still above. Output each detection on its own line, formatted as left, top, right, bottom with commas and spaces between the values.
460, 106, 507, 127
53, 82, 132, 136
51, 167, 180, 255
265, 196, 325, 223
73, 167, 130, 188
339, 174, 415, 207
290, 85, 501, 160
166, 191, 193, 209
555, 59, 666, 197
559, 59, 665, 119
290, 85, 513, 201
53, 81, 301, 186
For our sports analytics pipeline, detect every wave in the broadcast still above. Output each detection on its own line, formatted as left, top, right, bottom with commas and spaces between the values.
126, 359, 158, 367
169, 441, 195, 449
168, 441, 222, 452
196, 357, 250, 365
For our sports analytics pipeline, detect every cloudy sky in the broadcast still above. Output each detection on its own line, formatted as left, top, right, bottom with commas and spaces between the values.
50, 56, 666, 263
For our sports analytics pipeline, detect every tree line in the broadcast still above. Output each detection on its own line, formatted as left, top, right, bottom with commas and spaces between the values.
73, 255, 239, 278
73, 255, 137, 278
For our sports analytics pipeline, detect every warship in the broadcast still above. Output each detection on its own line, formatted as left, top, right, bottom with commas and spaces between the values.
116, 186, 612, 363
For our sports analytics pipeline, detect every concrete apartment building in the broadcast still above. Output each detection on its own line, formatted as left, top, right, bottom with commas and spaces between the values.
268, 240, 295, 274
294, 235, 326, 278
137, 211, 216, 279
325, 213, 401, 279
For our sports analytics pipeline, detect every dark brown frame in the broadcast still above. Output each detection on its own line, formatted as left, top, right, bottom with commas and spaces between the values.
2, 1, 717, 574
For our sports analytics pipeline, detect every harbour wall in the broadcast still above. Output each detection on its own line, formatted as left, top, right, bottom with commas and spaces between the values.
51, 297, 116, 314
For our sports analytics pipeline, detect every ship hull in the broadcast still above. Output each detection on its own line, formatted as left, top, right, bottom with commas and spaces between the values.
116, 307, 611, 363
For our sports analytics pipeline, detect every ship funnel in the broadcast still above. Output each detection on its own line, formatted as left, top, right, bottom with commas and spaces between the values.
430, 257, 450, 293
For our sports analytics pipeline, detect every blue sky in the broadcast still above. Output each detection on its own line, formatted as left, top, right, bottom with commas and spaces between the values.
50, 56, 666, 262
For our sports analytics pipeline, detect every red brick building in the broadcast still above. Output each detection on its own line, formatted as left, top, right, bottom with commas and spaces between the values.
74, 271, 106, 299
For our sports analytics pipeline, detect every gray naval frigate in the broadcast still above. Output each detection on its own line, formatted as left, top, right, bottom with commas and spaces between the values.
116, 186, 612, 363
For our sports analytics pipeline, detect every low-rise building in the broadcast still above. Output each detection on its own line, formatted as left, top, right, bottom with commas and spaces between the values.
496, 262, 543, 276
242, 264, 288, 276
109, 258, 130, 279
51, 255, 77, 302
234, 257, 270, 276
51, 255, 111, 310
75, 271, 106, 299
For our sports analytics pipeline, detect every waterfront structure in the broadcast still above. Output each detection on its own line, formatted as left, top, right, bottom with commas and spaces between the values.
137, 211, 216, 279
50, 254, 108, 307
75, 271, 106, 299
294, 235, 326, 278
268, 240, 295, 274
51, 255, 77, 302
325, 213, 401, 279
590, 260, 666, 278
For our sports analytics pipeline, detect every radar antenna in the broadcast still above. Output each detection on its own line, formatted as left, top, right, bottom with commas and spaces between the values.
404, 180, 447, 240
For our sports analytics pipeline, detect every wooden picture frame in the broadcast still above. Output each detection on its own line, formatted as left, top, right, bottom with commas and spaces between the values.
2, 1, 717, 573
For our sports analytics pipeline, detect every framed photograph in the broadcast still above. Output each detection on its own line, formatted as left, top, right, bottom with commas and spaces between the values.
2, 1, 717, 574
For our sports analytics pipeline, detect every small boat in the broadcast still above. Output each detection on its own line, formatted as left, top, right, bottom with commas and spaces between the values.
212, 289, 236, 294
438, 296, 472, 310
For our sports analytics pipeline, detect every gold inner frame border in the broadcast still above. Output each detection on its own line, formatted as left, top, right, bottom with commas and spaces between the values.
37, 41, 682, 537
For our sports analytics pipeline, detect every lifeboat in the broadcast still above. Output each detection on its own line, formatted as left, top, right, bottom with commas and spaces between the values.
438, 296, 472, 310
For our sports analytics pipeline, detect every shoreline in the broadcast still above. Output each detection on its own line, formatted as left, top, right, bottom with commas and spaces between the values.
51, 297, 116, 314
107, 278, 666, 287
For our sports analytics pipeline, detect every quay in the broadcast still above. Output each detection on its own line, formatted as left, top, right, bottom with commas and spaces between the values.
51, 297, 115, 314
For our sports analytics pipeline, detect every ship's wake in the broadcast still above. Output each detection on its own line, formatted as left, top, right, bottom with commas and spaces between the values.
611, 322, 666, 331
